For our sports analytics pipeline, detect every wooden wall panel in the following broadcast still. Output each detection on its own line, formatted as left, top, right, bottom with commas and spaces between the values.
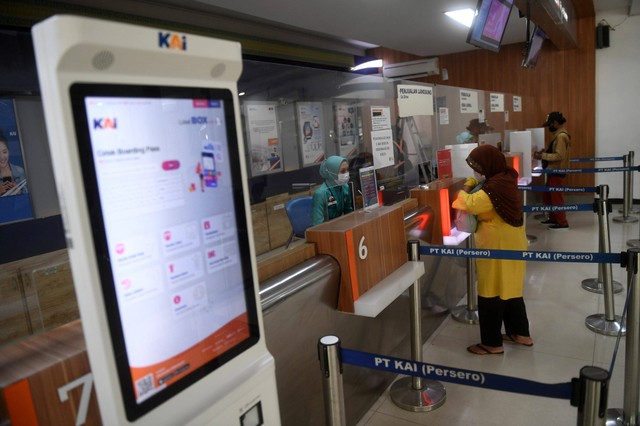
369, 14, 597, 190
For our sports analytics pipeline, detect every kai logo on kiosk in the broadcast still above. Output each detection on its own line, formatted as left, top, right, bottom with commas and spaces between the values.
93, 118, 117, 129
158, 32, 187, 51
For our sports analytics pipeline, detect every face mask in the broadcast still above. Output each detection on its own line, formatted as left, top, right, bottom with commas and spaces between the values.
456, 131, 472, 144
548, 125, 557, 132
337, 172, 350, 184
473, 171, 485, 182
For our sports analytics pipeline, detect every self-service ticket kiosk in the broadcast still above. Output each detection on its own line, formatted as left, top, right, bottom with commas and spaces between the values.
32, 15, 280, 425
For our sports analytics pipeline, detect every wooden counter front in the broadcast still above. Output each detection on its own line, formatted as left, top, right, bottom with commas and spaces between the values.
305, 204, 407, 313
0, 320, 102, 425
410, 178, 465, 245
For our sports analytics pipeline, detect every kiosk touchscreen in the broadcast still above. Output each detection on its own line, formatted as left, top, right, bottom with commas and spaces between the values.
33, 16, 279, 425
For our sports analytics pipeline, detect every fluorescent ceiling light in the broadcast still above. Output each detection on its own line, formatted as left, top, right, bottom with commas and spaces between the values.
445, 8, 475, 28
350, 59, 383, 71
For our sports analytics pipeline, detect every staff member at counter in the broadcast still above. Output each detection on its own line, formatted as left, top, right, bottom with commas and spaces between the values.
311, 155, 353, 225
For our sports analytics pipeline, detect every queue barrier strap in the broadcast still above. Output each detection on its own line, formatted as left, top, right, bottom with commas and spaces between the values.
535, 166, 639, 174
522, 203, 594, 213
517, 185, 598, 193
570, 156, 624, 162
418, 245, 623, 264
341, 348, 573, 400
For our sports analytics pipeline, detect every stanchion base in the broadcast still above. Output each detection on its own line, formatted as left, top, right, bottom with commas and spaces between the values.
390, 377, 446, 412
585, 314, 626, 336
627, 239, 640, 248
612, 215, 639, 223
580, 278, 623, 294
605, 408, 625, 425
617, 207, 640, 214
450, 305, 479, 324
422, 293, 449, 316
526, 234, 537, 244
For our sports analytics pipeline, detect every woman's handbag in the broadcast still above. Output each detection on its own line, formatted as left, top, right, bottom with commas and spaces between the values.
454, 183, 483, 233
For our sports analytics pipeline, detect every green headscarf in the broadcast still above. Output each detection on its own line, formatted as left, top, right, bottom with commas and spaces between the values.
319, 155, 347, 187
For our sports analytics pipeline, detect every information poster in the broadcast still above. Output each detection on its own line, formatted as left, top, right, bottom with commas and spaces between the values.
397, 84, 434, 117
334, 102, 357, 158
439, 107, 449, 125
245, 102, 282, 176
0, 98, 33, 224
370, 106, 391, 131
297, 102, 325, 166
460, 89, 479, 113
490, 93, 505, 112
371, 129, 394, 169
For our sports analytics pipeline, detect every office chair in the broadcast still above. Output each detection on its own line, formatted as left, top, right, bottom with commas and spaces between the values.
284, 196, 313, 248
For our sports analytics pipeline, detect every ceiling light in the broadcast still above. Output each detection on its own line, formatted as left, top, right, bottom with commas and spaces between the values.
445, 8, 475, 28
350, 59, 383, 71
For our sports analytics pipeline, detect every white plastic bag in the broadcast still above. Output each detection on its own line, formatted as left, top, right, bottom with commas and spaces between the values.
453, 182, 483, 233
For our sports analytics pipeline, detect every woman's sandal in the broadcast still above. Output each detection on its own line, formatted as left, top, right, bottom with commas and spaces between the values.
467, 343, 504, 355
502, 334, 534, 347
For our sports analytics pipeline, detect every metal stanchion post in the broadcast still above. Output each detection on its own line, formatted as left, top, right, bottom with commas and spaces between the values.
451, 235, 479, 324
613, 153, 639, 223
628, 223, 640, 249
627, 151, 639, 214
576, 366, 610, 426
318, 335, 346, 426
390, 241, 446, 412
582, 185, 624, 294
522, 188, 537, 244
607, 249, 640, 426
586, 186, 626, 335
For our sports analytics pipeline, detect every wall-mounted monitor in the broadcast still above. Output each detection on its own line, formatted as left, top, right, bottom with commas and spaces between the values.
466, 0, 514, 53
522, 26, 547, 69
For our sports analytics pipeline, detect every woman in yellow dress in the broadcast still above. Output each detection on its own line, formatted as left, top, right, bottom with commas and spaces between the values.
452, 144, 533, 355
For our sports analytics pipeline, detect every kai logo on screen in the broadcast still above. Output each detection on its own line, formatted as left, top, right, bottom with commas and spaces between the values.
93, 118, 117, 129
158, 32, 187, 51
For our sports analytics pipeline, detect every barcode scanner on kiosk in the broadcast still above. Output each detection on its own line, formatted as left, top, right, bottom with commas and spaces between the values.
33, 15, 280, 425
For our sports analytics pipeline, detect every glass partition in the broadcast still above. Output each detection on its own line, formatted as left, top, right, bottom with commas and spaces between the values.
238, 60, 524, 210
238, 60, 436, 207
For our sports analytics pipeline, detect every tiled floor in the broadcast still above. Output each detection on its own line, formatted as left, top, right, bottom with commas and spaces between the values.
357, 206, 639, 426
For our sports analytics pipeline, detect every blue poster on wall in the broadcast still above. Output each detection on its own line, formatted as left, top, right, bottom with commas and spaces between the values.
0, 98, 33, 224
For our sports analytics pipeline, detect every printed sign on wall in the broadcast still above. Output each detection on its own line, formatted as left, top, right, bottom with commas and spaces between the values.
490, 93, 505, 112
459, 89, 479, 113
513, 96, 522, 112
397, 84, 434, 117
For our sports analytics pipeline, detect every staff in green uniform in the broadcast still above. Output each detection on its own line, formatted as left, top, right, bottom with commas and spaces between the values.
311, 155, 353, 226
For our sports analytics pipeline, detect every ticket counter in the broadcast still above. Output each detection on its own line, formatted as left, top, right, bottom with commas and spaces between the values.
306, 203, 423, 314
410, 178, 466, 245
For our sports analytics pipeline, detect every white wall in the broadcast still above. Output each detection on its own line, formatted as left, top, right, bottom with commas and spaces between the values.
595, 9, 640, 200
